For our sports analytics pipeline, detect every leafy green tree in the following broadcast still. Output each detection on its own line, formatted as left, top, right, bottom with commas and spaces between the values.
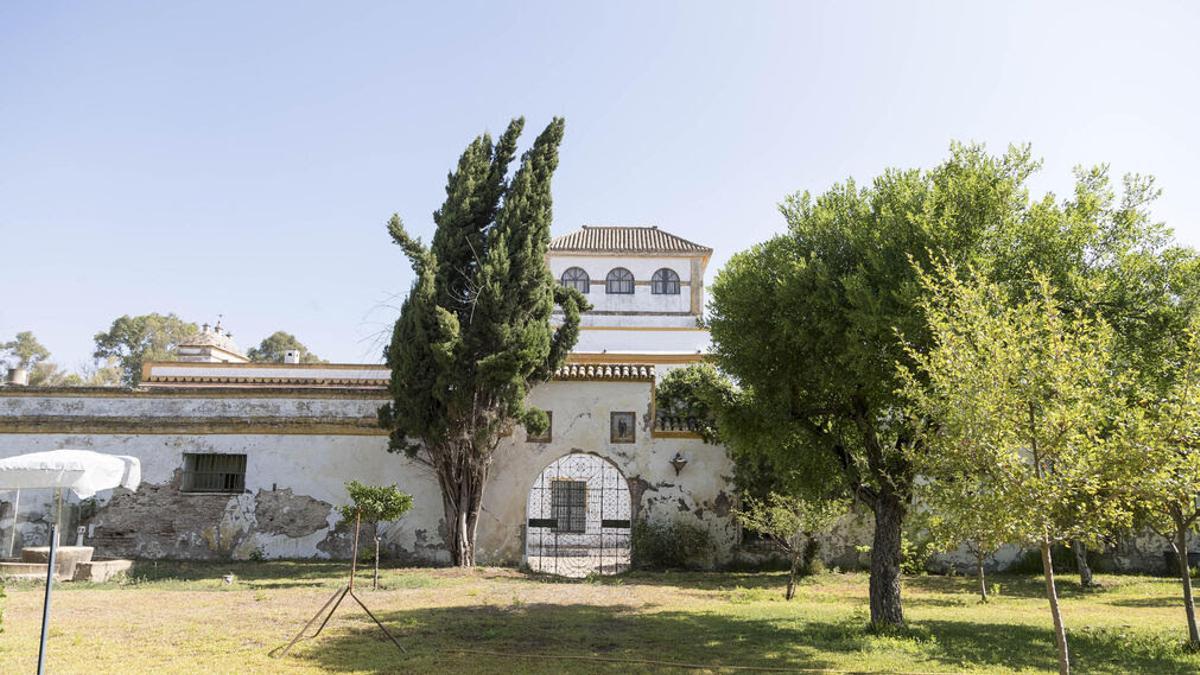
378, 117, 585, 566
1130, 322, 1200, 648
654, 363, 736, 443
338, 481, 413, 590
93, 313, 198, 385
735, 492, 849, 600
709, 144, 1045, 628
709, 144, 1178, 629
920, 481, 1013, 603
1, 331, 50, 371
28, 362, 83, 387
247, 331, 325, 363
901, 269, 1137, 675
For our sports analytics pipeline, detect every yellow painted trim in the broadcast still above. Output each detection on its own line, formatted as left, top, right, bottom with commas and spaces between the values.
0, 417, 388, 436
143, 361, 385, 370
567, 353, 706, 365
0, 386, 388, 400
579, 326, 706, 332
548, 251, 710, 259
651, 430, 706, 440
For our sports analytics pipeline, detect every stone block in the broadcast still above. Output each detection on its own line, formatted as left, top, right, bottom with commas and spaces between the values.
21, 545, 95, 579
73, 559, 134, 583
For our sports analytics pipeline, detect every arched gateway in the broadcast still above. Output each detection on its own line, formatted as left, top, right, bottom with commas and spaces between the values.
524, 453, 632, 577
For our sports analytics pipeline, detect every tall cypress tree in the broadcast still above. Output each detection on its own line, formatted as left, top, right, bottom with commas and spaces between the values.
379, 117, 585, 566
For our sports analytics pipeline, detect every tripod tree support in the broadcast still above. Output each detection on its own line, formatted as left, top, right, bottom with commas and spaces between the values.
274, 510, 407, 658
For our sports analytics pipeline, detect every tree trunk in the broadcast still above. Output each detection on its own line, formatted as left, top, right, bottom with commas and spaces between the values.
1072, 540, 1093, 588
786, 552, 798, 601
373, 535, 381, 591
976, 554, 988, 603
437, 454, 488, 567
869, 493, 905, 629
1041, 539, 1071, 675
1170, 509, 1200, 649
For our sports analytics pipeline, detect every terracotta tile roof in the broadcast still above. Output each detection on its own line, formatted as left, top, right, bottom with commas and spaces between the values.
553, 363, 655, 381
549, 226, 711, 254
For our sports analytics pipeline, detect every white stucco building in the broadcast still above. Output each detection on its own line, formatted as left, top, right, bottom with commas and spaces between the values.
0, 226, 736, 576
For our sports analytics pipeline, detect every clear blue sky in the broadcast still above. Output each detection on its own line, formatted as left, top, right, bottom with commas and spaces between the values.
2, 1, 1198, 368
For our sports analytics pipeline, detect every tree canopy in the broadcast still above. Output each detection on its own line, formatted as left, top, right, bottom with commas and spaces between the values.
378, 117, 585, 566
1, 331, 50, 371
247, 331, 325, 363
93, 313, 198, 385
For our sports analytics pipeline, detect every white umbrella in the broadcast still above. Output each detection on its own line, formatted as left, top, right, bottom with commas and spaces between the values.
0, 449, 141, 498
0, 449, 141, 675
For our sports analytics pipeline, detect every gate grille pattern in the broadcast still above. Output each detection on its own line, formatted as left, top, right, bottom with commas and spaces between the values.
526, 454, 631, 577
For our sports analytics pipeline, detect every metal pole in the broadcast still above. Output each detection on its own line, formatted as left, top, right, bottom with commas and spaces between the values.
38, 489, 60, 675
349, 510, 360, 592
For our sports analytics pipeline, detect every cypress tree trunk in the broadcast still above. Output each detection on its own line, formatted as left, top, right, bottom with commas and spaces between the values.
869, 492, 905, 629
1072, 540, 1093, 588
1170, 507, 1200, 649
438, 455, 487, 567
1041, 539, 1071, 675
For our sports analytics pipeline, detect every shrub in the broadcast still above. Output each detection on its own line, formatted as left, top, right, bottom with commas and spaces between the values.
632, 518, 714, 570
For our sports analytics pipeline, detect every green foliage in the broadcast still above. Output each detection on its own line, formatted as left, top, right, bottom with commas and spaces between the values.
247, 331, 325, 363
654, 363, 735, 443
378, 117, 582, 565
735, 492, 848, 560
901, 268, 1136, 548
631, 518, 714, 570
338, 481, 413, 525
0, 331, 50, 370
93, 313, 198, 385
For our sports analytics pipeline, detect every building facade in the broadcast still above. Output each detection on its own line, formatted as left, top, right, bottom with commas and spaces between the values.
0, 227, 736, 575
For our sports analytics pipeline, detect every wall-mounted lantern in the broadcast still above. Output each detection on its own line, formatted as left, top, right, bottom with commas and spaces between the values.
670, 452, 689, 475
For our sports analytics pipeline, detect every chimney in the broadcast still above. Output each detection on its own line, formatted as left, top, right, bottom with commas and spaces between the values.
6, 367, 29, 386
283, 350, 301, 364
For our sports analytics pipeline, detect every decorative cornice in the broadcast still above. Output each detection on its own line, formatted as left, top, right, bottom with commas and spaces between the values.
553, 363, 655, 381
0, 416, 388, 436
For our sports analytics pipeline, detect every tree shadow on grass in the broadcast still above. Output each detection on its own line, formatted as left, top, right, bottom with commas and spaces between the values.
905, 573, 1104, 601
277, 601, 1200, 674
516, 569, 795, 592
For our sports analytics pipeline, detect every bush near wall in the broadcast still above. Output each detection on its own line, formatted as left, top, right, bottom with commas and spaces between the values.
631, 518, 714, 570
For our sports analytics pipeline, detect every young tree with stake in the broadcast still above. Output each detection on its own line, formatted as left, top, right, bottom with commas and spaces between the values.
338, 481, 413, 590
901, 268, 1138, 675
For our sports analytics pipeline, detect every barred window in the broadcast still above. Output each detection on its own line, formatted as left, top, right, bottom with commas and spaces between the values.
182, 453, 246, 493
551, 480, 587, 533
560, 267, 590, 294
651, 268, 680, 295
606, 267, 634, 294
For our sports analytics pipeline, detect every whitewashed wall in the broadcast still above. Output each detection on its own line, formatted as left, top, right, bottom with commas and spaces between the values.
0, 380, 737, 566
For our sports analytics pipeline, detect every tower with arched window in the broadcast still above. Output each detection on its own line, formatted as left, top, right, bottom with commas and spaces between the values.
547, 225, 713, 374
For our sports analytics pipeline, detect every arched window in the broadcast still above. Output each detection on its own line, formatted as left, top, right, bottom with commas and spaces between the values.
651, 268, 681, 295
606, 267, 635, 294
560, 267, 590, 294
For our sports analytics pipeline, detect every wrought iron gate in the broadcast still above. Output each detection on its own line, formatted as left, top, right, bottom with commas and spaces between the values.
525, 453, 631, 577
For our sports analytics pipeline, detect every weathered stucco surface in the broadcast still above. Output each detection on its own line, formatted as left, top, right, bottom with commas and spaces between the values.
0, 380, 738, 566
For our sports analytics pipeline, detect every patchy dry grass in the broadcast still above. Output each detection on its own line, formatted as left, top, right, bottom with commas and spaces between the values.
1, 563, 1198, 673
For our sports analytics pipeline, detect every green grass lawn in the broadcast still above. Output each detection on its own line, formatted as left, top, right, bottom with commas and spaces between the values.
1, 563, 1197, 673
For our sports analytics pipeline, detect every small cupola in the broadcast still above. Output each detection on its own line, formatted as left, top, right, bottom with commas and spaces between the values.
176, 319, 250, 363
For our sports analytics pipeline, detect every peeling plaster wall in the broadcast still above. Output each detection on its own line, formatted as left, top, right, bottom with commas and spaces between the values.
477, 380, 737, 566
0, 430, 447, 562
0, 383, 737, 566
